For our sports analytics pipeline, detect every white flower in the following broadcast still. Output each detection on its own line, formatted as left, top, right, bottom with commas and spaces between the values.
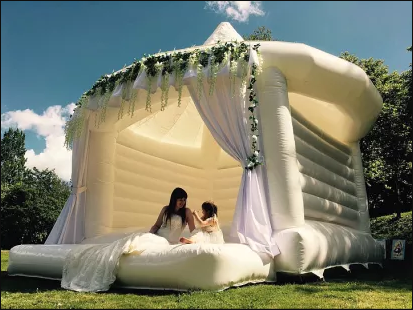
254, 151, 260, 156
250, 104, 256, 109
252, 135, 258, 141
254, 119, 259, 124
247, 162, 254, 168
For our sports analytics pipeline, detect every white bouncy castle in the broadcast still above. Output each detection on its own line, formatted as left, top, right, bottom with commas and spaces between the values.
8, 22, 385, 291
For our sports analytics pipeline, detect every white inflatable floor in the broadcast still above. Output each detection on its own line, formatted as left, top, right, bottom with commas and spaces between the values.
8, 242, 275, 291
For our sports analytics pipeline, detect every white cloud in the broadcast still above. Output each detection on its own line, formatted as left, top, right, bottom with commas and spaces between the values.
1, 103, 76, 182
205, 1, 265, 22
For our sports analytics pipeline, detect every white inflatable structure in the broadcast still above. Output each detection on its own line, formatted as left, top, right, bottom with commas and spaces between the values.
8, 22, 384, 291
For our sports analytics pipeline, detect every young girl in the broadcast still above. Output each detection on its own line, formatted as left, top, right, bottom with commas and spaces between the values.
179, 201, 224, 244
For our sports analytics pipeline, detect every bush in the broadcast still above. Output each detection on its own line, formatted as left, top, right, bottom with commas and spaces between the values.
0, 169, 70, 249
370, 211, 412, 245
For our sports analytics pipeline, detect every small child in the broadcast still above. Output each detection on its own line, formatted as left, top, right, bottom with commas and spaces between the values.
179, 201, 224, 244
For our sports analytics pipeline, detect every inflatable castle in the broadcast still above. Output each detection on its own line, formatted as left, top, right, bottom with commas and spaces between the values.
8, 22, 384, 290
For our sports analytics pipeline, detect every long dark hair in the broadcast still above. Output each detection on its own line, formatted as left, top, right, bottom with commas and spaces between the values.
163, 187, 188, 228
201, 201, 218, 220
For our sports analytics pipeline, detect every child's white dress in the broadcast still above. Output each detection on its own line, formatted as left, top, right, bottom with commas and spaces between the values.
189, 216, 225, 244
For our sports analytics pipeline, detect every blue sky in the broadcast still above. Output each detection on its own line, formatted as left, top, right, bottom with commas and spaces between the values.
1, 1, 412, 181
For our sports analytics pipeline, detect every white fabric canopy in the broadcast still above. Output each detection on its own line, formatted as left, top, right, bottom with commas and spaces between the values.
45, 111, 90, 244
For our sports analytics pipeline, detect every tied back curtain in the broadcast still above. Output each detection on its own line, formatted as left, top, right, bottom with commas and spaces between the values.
185, 75, 280, 258
45, 111, 91, 244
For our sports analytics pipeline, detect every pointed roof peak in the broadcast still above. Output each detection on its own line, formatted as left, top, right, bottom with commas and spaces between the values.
203, 22, 244, 45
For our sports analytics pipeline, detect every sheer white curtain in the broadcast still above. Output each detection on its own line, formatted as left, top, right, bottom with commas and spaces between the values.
45, 111, 90, 244
185, 75, 280, 257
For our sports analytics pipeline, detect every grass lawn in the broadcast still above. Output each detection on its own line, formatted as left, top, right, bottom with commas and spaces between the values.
1, 212, 412, 309
1, 250, 411, 309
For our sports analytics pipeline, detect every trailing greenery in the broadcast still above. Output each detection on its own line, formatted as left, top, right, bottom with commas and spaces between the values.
246, 57, 262, 170
65, 41, 264, 170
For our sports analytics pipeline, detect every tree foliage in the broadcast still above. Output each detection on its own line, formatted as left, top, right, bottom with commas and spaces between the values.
243, 26, 274, 41
1, 128, 71, 249
340, 49, 412, 218
1, 128, 26, 185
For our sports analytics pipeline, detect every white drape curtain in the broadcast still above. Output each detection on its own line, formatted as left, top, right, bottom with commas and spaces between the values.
45, 111, 90, 244
185, 75, 280, 258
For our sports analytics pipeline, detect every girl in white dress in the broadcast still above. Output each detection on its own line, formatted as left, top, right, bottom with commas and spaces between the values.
149, 187, 196, 244
179, 201, 224, 244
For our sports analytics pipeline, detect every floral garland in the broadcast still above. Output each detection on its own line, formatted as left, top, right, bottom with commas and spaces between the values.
65, 42, 264, 170
245, 44, 263, 170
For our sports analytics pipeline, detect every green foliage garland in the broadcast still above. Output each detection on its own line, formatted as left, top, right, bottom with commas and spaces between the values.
65, 41, 263, 170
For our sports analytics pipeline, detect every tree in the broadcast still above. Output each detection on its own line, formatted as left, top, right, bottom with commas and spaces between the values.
243, 26, 274, 41
0, 128, 71, 249
1, 128, 27, 185
405, 46, 412, 113
340, 49, 412, 218
1, 167, 70, 249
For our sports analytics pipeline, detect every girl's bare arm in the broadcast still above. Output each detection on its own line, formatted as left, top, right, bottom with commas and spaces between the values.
193, 211, 215, 227
149, 206, 166, 233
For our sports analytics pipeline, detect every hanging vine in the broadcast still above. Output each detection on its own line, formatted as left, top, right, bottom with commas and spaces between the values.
64, 41, 264, 170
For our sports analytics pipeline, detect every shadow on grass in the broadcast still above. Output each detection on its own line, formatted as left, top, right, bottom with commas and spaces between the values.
295, 278, 412, 295
1, 271, 184, 296
1, 271, 62, 293
108, 286, 185, 296
285, 262, 412, 295
2, 261, 411, 295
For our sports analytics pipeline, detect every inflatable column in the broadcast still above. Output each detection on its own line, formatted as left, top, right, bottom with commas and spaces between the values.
257, 67, 305, 232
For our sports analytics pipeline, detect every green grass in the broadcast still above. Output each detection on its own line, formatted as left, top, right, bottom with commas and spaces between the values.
1, 212, 412, 309
1, 250, 412, 309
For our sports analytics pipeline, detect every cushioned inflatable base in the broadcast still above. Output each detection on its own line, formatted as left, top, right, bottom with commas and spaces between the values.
273, 220, 384, 275
8, 243, 275, 291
